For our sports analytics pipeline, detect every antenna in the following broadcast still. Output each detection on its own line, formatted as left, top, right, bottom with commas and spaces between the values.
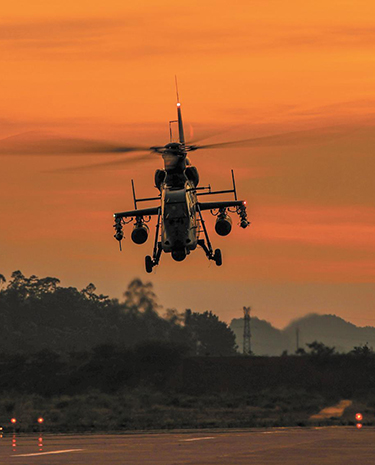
175, 75, 180, 104
131, 179, 137, 210
174, 76, 185, 145
231, 169, 238, 201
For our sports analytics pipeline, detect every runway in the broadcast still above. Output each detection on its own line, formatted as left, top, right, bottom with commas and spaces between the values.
2, 427, 374, 464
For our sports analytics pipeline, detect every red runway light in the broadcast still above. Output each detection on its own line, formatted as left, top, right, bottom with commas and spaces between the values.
10, 418, 16, 424
37, 417, 44, 424
355, 413, 363, 421
356, 423, 363, 429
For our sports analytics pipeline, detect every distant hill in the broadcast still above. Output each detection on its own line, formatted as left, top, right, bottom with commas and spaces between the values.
230, 316, 290, 355
230, 313, 375, 356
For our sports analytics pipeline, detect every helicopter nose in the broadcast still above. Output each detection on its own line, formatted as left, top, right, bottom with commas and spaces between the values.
171, 248, 186, 262
171, 240, 187, 261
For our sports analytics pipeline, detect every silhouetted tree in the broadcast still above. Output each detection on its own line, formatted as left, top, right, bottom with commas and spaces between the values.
306, 341, 336, 357
184, 310, 238, 356
123, 278, 160, 316
296, 347, 307, 356
351, 343, 374, 356
4, 271, 60, 300
164, 308, 185, 325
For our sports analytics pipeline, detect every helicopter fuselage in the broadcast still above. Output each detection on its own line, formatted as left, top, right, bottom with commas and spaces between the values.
161, 179, 199, 261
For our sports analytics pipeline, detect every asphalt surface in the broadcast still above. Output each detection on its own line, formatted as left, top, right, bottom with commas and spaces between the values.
1, 427, 374, 464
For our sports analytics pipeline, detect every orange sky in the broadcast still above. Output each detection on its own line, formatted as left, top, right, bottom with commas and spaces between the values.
1, 1, 375, 328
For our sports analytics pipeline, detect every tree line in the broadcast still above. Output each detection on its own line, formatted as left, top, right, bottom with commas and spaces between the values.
1, 272, 375, 397
0, 271, 238, 356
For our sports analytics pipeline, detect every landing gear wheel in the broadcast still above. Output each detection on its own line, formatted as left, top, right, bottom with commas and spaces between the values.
145, 256, 153, 273
214, 249, 222, 266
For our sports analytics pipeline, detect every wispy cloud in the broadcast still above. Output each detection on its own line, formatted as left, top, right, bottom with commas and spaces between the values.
0, 18, 122, 43
0, 18, 127, 59
281, 25, 375, 50
251, 204, 375, 251
2, 16, 375, 62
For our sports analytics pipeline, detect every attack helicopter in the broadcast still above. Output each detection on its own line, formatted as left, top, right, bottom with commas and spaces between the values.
112, 94, 250, 273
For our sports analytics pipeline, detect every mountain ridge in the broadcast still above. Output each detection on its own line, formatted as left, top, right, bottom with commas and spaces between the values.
230, 313, 375, 355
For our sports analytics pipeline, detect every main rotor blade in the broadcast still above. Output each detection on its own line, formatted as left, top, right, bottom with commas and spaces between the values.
194, 125, 355, 150
47, 153, 154, 173
186, 124, 243, 145
0, 132, 153, 155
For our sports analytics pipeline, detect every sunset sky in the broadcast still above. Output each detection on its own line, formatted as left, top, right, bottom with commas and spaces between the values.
1, 0, 375, 328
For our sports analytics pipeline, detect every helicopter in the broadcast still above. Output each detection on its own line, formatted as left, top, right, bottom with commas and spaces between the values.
0, 88, 350, 275
112, 93, 250, 273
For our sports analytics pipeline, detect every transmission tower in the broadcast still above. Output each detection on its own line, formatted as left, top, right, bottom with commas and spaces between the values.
243, 306, 251, 355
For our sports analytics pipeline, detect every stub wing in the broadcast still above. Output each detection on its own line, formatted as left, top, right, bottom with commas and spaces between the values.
198, 200, 249, 229
198, 200, 245, 211
114, 206, 160, 219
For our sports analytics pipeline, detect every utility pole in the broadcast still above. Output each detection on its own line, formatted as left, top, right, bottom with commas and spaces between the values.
243, 307, 251, 355
296, 326, 300, 352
